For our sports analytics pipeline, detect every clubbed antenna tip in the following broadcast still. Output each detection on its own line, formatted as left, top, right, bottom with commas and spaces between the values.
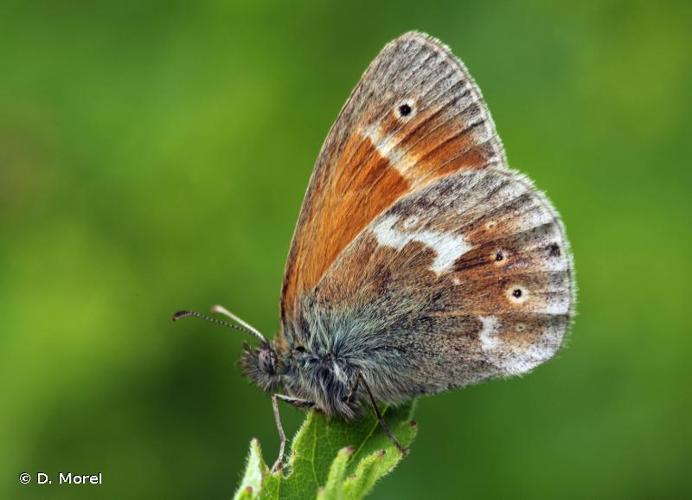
172, 310, 192, 321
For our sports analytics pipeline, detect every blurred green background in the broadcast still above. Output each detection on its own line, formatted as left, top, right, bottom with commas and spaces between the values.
2, 1, 691, 499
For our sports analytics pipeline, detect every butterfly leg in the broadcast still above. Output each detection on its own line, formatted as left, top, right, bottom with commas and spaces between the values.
271, 394, 314, 472
358, 374, 408, 455
345, 376, 360, 404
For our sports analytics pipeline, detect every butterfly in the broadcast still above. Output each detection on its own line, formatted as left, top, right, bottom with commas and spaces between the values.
174, 31, 575, 471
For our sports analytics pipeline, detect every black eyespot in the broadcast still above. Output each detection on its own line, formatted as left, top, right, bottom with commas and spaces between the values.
512, 288, 523, 298
495, 251, 504, 262
398, 103, 412, 116
549, 243, 561, 257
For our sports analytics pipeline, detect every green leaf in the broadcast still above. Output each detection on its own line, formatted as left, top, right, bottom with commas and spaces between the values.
233, 402, 417, 500
234, 439, 269, 500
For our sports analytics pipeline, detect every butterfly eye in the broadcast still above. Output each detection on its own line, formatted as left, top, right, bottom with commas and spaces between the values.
257, 348, 277, 375
397, 103, 413, 117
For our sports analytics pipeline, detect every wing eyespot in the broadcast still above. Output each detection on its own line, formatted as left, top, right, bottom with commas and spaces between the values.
548, 243, 561, 257
493, 250, 508, 266
506, 285, 528, 304
395, 100, 416, 120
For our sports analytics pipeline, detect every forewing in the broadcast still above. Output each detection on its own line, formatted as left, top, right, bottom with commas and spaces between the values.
281, 32, 506, 326
302, 167, 574, 402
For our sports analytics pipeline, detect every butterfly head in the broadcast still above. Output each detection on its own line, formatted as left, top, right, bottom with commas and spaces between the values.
240, 341, 283, 392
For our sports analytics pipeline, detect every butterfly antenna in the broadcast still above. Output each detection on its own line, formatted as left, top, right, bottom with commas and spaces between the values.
172, 307, 267, 344
210, 304, 267, 342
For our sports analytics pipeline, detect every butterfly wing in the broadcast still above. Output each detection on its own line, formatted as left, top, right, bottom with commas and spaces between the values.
281, 32, 506, 328
300, 167, 574, 402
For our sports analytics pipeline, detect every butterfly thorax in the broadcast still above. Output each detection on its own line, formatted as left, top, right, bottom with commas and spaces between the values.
284, 347, 365, 420
241, 338, 365, 420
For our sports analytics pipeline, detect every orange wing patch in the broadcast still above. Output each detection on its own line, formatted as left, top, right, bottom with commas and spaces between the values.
282, 133, 410, 320
280, 32, 506, 325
